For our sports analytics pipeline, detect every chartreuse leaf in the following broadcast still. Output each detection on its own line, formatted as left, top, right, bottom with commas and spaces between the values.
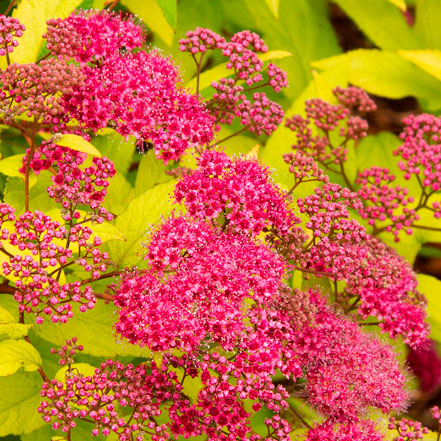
399, 49, 441, 81
10, 0, 83, 64
157, 0, 177, 29
31, 301, 152, 358
102, 172, 135, 216
0, 371, 45, 436
414, 0, 441, 50
333, 0, 418, 50
0, 339, 42, 376
54, 134, 102, 158
312, 50, 441, 111
135, 150, 173, 196
243, 0, 341, 101
0, 306, 33, 339
417, 274, 441, 342
4, 171, 58, 215
0, 155, 24, 179
388, 0, 407, 9
108, 180, 176, 267
91, 131, 136, 176
121, 0, 175, 46
264, 0, 279, 18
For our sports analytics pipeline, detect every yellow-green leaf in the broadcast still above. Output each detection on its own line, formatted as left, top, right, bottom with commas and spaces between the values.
399, 49, 441, 82
10, 0, 83, 64
92, 222, 126, 244
121, 0, 175, 46
54, 134, 102, 157
259, 50, 292, 62
0, 339, 42, 376
387, 0, 406, 10
0, 155, 24, 178
265, 0, 279, 19
0, 306, 33, 339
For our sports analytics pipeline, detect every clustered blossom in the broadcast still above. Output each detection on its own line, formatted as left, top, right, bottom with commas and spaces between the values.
295, 183, 428, 347
116, 216, 286, 352
20, 140, 115, 222
0, 14, 25, 56
179, 27, 226, 53
0, 208, 111, 323
175, 150, 300, 236
63, 49, 214, 163
180, 28, 287, 137
395, 113, 441, 217
306, 420, 384, 441
388, 417, 430, 441
356, 166, 419, 240
0, 59, 84, 126
44, 10, 145, 63
285, 86, 375, 181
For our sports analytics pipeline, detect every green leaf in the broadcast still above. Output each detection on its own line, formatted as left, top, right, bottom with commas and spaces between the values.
243, 0, 341, 101
4, 171, 58, 215
157, 0, 177, 29
55, 134, 102, 158
0, 339, 42, 376
121, 0, 175, 46
108, 180, 176, 267
312, 50, 441, 111
10, 0, 83, 64
0, 371, 45, 436
333, 0, 419, 50
0, 306, 33, 339
388, 0, 407, 9
264, 0, 279, 18
30, 302, 152, 358
135, 151, 173, 196
102, 172, 135, 216
399, 49, 441, 81
0, 155, 24, 179
91, 222, 126, 244
91, 131, 136, 176
417, 274, 441, 341
414, 0, 441, 50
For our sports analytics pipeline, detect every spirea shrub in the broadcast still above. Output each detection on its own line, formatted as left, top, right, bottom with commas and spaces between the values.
0, 4, 440, 441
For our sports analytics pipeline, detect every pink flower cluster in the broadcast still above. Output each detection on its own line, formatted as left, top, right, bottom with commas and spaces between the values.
45, 10, 145, 63
0, 14, 25, 56
180, 28, 287, 136
175, 150, 299, 236
356, 166, 419, 240
0, 208, 111, 323
296, 183, 428, 347
42, 10, 215, 163
0, 59, 84, 125
395, 113, 441, 217
116, 216, 286, 352
63, 49, 214, 163
285, 86, 374, 172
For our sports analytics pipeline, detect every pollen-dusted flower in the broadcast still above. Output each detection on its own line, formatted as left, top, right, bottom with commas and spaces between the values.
45, 9, 145, 63
175, 150, 300, 236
